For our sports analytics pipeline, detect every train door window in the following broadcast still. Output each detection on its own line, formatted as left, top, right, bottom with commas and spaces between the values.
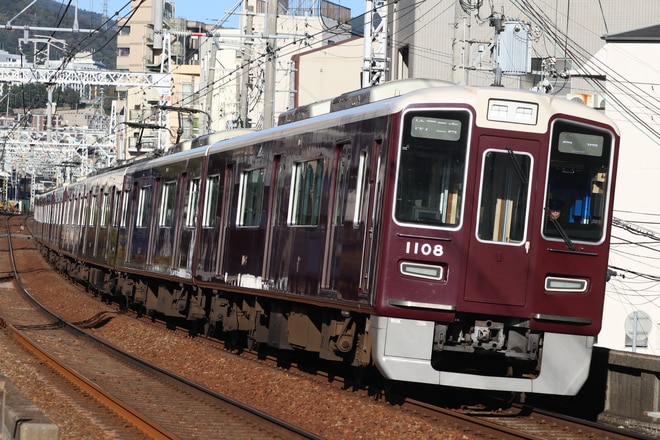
289, 158, 324, 226
334, 151, 350, 226
202, 175, 220, 228
71, 198, 77, 225
136, 186, 152, 228
183, 178, 200, 228
80, 196, 87, 226
237, 168, 265, 227
119, 189, 130, 228
76, 197, 82, 225
159, 181, 177, 228
63, 200, 70, 225
271, 158, 286, 227
394, 111, 470, 227
100, 193, 108, 227
111, 189, 120, 227
476, 150, 532, 243
543, 120, 613, 242
353, 151, 367, 227
89, 195, 97, 227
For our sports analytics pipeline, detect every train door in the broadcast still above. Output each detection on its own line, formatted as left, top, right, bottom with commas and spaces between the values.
320, 145, 350, 292
359, 140, 382, 298
464, 136, 538, 306
263, 155, 283, 281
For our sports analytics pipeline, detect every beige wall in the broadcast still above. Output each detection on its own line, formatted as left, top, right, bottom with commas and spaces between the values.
294, 38, 363, 107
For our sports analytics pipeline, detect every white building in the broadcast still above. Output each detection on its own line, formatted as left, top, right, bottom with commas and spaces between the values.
595, 24, 660, 355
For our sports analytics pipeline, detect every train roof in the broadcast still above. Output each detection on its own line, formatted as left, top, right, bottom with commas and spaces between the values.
205, 80, 618, 155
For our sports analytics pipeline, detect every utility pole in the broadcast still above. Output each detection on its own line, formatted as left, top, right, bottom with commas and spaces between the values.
362, 0, 388, 87
263, 0, 278, 129
239, 7, 254, 128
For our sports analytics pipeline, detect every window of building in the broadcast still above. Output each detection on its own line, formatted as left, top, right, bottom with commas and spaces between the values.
625, 310, 652, 349
118, 47, 131, 57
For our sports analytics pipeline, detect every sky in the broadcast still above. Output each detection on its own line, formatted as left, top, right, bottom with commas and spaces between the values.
97, 1, 366, 26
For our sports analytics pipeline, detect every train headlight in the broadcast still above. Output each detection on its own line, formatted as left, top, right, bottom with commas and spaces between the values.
544, 276, 588, 293
399, 262, 443, 280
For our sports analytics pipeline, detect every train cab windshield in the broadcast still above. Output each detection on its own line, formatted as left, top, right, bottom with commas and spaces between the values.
543, 120, 614, 243
394, 110, 471, 227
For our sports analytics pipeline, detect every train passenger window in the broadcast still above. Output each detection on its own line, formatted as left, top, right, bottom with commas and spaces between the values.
202, 176, 220, 228
353, 151, 367, 227
543, 120, 613, 242
334, 153, 350, 226
79, 197, 87, 226
237, 168, 265, 227
395, 111, 470, 227
183, 178, 200, 228
158, 182, 177, 228
89, 195, 97, 227
100, 193, 108, 228
289, 158, 324, 226
477, 150, 531, 243
119, 190, 129, 228
112, 190, 120, 227
136, 186, 152, 228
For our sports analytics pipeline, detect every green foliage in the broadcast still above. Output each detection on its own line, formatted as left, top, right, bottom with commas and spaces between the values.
9, 83, 47, 109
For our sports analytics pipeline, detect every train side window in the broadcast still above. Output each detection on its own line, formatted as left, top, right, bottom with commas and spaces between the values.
65, 199, 72, 225
237, 168, 265, 227
112, 189, 120, 227
136, 186, 152, 228
202, 175, 220, 228
334, 152, 350, 226
395, 111, 469, 227
289, 158, 324, 226
100, 193, 108, 228
543, 121, 613, 242
476, 150, 531, 243
79, 196, 87, 226
89, 194, 97, 227
119, 190, 130, 228
158, 182, 177, 228
353, 151, 367, 227
183, 178, 200, 228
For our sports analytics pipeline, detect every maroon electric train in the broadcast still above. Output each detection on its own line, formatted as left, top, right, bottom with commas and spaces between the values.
32, 79, 620, 395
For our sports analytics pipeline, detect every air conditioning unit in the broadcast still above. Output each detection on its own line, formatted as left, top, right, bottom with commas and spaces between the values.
567, 93, 605, 109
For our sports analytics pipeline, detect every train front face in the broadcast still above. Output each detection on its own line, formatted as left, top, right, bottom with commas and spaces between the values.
371, 93, 618, 395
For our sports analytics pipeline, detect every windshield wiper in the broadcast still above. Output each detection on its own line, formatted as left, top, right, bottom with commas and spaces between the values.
506, 147, 528, 185
545, 207, 575, 251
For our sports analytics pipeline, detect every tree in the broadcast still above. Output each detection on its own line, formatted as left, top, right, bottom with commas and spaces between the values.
57, 87, 80, 108
8, 83, 48, 110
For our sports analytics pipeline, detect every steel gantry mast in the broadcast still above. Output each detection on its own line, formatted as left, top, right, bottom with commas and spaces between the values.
362, 0, 388, 87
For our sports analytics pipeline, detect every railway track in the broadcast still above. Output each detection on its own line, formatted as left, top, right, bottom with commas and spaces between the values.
4, 213, 652, 439
0, 214, 320, 439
